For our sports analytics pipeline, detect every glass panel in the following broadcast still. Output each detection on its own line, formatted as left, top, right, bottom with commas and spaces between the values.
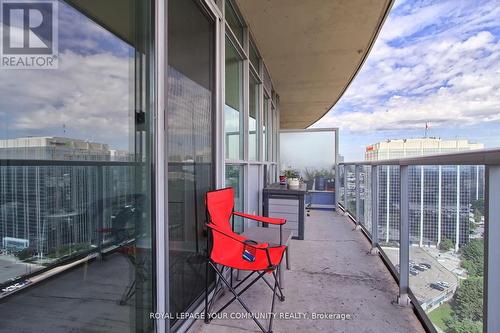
167, 0, 215, 324
360, 166, 371, 234
273, 108, 279, 162
225, 165, 244, 233
249, 73, 259, 161
379, 165, 400, 268
263, 95, 269, 161
0, 1, 154, 331
225, 38, 243, 160
409, 165, 485, 332
345, 165, 356, 215
225, 0, 243, 45
249, 40, 259, 72
339, 165, 345, 205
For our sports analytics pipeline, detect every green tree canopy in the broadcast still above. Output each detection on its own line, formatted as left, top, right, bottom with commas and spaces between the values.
461, 239, 484, 276
454, 277, 483, 322
440, 238, 454, 251
446, 318, 482, 333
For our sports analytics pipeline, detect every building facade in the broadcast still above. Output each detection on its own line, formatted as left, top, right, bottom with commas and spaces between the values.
0, 137, 134, 258
364, 138, 484, 250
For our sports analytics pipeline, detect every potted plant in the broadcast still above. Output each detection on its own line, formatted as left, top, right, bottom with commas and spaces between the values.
313, 168, 335, 191
303, 168, 316, 190
283, 169, 300, 189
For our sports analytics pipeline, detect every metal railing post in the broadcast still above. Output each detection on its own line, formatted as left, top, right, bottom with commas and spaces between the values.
370, 165, 379, 254
343, 164, 348, 216
398, 165, 410, 305
335, 164, 340, 210
355, 165, 361, 228
485, 165, 500, 333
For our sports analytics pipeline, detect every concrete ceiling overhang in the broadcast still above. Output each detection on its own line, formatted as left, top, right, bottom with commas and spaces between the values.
235, 0, 394, 129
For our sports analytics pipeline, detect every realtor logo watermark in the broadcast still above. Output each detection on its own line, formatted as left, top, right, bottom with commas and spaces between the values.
0, 0, 58, 69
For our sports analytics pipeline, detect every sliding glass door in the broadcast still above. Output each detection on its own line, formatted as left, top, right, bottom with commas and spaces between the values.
0, 1, 155, 332
166, 0, 216, 326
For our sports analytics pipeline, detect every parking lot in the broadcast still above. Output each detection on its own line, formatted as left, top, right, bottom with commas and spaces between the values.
381, 246, 458, 310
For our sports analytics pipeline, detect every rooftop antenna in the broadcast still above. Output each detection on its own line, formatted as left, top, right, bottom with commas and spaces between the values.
425, 122, 429, 138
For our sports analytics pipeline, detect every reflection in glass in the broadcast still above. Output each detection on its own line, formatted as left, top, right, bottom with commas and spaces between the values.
0, 1, 154, 332
167, 0, 215, 324
249, 40, 259, 71
225, 0, 244, 44
249, 73, 259, 161
406, 165, 484, 332
225, 39, 243, 160
226, 165, 244, 233
378, 165, 400, 268
263, 95, 269, 161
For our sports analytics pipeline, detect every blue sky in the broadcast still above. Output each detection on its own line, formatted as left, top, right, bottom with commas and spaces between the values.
314, 0, 500, 161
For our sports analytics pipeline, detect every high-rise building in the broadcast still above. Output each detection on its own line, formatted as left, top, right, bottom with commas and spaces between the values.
364, 138, 484, 251
0, 137, 134, 258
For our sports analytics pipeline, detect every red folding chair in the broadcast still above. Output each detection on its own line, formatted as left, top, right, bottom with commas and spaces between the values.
204, 187, 287, 333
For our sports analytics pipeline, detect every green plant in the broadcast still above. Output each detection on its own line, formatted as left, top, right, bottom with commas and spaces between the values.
440, 238, 454, 251
312, 167, 335, 179
453, 277, 483, 322
446, 318, 482, 333
461, 239, 484, 277
303, 168, 316, 181
283, 169, 299, 179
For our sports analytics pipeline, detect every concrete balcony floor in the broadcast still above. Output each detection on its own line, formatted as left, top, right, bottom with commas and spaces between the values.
193, 210, 425, 333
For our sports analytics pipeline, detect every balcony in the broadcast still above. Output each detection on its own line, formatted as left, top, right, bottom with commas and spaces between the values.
193, 209, 424, 333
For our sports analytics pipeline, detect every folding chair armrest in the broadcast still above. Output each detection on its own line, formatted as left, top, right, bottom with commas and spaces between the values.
233, 211, 286, 225
206, 223, 283, 269
206, 223, 268, 249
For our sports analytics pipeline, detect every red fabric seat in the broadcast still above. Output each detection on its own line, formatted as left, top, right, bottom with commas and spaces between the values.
208, 222, 286, 271
204, 187, 287, 333
205, 188, 287, 271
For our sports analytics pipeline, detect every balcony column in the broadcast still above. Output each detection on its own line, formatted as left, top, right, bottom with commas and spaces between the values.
355, 165, 361, 229
370, 165, 379, 254
485, 165, 500, 333
398, 165, 410, 305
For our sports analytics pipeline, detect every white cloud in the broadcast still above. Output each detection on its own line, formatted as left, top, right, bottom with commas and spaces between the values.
0, 51, 133, 148
315, 0, 500, 136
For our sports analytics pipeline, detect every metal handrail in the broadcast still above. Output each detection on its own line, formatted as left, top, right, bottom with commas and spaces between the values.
336, 148, 500, 332
0, 159, 139, 167
339, 147, 500, 166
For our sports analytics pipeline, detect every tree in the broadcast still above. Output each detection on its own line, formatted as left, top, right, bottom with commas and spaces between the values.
471, 199, 484, 215
15, 248, 33, 261
446, 318, 482, 333
440, 238, 454, 251
461, 239, 484, 276
454, 277, 483, 322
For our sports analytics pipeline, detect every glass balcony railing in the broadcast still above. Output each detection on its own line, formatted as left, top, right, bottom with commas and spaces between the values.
337, 149, 497, 333
0, 159, 141, 292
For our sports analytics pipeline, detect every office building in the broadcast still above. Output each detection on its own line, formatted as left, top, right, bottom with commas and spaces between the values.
365, 138, 484, 250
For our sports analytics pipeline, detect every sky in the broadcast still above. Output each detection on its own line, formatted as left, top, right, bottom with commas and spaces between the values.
0, 1, 134, 150
313, 0, 500, 161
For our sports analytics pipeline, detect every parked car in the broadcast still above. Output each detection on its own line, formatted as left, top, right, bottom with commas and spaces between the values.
419, 263, 431, 269
412, 264, 426, 272
409, 268, 419, 276
437, 281, 449, 288
430, 283, 446, 291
